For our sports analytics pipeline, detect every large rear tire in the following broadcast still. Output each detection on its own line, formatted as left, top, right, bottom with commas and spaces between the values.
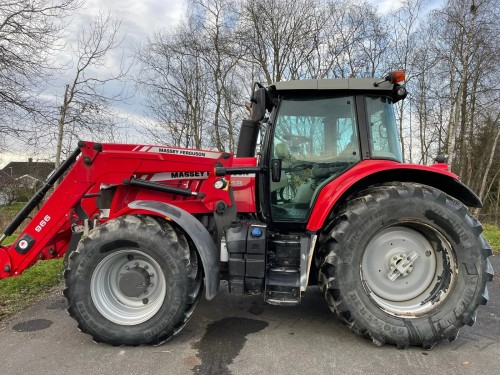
318, 183, 493, 349
63, 215, 202, 346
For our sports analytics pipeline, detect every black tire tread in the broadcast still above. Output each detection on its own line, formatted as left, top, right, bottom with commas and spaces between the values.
64, 214, 202, 346
318, 182, 493, 349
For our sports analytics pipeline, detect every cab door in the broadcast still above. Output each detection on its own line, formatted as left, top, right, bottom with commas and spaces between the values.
266, 95, 361, 226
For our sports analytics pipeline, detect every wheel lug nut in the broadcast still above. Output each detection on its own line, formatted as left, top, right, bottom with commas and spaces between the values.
144, 290, 148, 295
142, 298, 149, 305
149, 283, 154, 287
134, 262, 139, 267
150, 273, 154, 277
425, 250, 431, 257
125, 266, 130, 270
144, 265, 149, 269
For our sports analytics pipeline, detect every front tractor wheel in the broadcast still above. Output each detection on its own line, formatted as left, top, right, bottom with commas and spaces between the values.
64, 215, 202, 346
318, 183, 493, 349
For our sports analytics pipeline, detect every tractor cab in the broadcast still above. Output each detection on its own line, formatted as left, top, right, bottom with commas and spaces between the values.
240, 73, 407, 229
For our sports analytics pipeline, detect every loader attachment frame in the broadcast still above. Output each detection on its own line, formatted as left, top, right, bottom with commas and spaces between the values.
0, 141, 234, 279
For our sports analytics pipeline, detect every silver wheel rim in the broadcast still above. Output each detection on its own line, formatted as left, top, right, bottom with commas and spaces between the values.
361, 225, 456, 317
90, 249, 166, 325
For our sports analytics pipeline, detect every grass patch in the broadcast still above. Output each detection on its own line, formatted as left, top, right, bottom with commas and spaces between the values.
0, 202, 25, 214
0, 202, 25, 223
0, 202, 33, 236
483, 224, 500, 254
1, 203, 65, 320
0, 258, 64, 320
2, 234, 18, 244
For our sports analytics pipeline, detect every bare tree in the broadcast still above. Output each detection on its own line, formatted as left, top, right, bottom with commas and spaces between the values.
475, 114, 500, 208
137, 0, 246, 152
326, 1, 388, 79
188, 0, 245, 151
410, 23, 442, 165
388, 0, 426, 162
429, 0, 499, 171
407, 0, 499, 220
136, 27, 210, 149
238, 0, 323, 84
0, 173, 17, 205
0, 0, 81, 143
55, 12, 129, 168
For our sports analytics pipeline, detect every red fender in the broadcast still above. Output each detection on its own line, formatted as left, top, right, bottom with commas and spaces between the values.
306, 160, 479, 231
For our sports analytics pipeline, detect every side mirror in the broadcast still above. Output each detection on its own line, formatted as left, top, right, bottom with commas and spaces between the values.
271, 159, 282, 182
251, 88, 267, 122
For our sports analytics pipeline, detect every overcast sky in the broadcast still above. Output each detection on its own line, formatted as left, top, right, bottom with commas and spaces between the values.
1, 0, 186, 167
60, 0, 188, 125
0, 0, 434, 167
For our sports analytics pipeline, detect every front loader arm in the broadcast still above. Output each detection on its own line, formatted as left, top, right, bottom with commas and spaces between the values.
0, 143, 103, 278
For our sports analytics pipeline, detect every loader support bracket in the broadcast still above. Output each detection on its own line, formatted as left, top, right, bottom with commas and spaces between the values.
15, 233, 35, 255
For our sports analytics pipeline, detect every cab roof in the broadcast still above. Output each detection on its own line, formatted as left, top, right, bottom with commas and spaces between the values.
272, 78, 394, 92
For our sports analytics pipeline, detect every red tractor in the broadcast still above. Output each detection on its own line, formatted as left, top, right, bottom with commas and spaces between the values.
0, 72, 493, 349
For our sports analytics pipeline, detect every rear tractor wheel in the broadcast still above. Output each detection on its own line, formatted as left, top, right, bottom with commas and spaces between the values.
318, 183, 493, 349
64, 215, 202, 345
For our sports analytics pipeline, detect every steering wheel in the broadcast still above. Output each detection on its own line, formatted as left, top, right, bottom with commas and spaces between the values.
283, 134, 311, 144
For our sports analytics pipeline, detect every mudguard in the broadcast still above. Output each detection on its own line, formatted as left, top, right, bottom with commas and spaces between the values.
128, 200, 219, 300
307, 161, 482, 232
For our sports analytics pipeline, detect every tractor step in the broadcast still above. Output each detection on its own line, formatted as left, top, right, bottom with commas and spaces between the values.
266, 287, 300, 305
265, 234, 302, 306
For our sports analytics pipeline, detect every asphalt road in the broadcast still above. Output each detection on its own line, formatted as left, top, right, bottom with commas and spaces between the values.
0, 255, 499, 375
